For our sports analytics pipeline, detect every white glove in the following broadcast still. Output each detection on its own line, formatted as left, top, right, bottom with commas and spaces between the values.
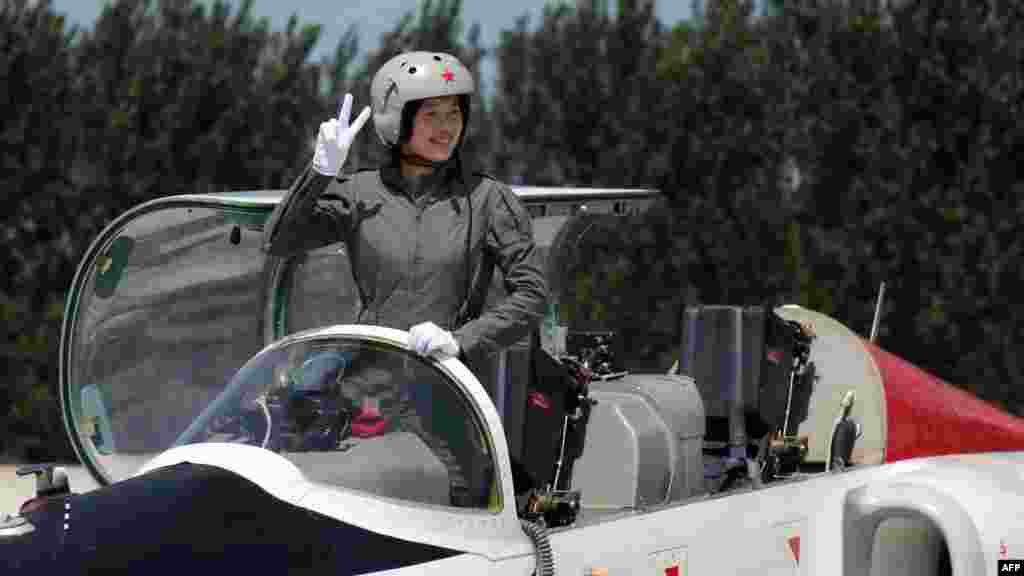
312, 93, 371, 177
408, 322, 461, 359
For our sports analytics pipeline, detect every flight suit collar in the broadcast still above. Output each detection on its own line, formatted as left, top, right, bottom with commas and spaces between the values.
380, 156, 464, 206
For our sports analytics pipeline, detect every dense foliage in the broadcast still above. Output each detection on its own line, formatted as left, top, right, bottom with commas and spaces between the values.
1, 0, 329, 459
1, 0, 1022, 460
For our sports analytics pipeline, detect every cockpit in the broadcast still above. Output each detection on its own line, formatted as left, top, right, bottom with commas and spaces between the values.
173, 334, 498, 510
60, 192, 660, 516
60, 188, 839, 527
61, 189, 665, 508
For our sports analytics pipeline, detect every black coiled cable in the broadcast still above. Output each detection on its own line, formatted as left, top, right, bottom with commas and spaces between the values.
520, 519, 555, 576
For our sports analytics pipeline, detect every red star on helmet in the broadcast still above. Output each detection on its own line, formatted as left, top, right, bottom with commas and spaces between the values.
442, 69, 455, 83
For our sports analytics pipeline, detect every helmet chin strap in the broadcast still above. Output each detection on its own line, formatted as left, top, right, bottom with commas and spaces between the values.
399, 152, 445, 168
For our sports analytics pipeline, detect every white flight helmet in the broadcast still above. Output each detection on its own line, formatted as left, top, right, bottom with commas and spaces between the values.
370, 51, 475, 148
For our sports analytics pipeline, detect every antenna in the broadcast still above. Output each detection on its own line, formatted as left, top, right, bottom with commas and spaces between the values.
869, 282, 886, 343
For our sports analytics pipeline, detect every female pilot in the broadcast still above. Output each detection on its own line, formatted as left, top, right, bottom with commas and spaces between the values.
262, 50, 547, 374
262, 52, 548, 505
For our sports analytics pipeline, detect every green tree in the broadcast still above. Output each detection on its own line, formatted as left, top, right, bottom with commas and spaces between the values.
0, 0, 81, 460
73, 0, 324, 207
655, 0, 792, 307
757, 0, 1024, 413
1, 0, 339, 459
494, 0, 668, 187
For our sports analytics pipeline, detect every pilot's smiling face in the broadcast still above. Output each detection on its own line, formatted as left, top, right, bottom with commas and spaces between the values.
404, 95, 463, 162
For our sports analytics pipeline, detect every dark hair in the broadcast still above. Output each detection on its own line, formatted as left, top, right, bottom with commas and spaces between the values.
398, 94, 471, 146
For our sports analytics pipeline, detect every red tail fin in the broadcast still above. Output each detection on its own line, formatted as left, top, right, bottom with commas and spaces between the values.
865, 342, 1024, 461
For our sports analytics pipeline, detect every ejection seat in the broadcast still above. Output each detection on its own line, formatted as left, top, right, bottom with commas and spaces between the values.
503, 328, 709, 526
678, 305, 823, 488
503, 330, 593, 522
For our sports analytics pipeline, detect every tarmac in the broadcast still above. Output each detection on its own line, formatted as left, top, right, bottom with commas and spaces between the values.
0, 464, 99, 516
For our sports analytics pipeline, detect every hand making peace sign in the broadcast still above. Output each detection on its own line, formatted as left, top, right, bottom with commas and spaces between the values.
312, 93, 372, 177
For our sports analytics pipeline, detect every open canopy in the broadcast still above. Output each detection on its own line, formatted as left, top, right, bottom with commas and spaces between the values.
59, 197, 502, 510
59, 188, 664, 489
62, 199, 272, 484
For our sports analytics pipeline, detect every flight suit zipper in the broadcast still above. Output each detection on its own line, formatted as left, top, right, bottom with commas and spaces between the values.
412, 200, 425, 313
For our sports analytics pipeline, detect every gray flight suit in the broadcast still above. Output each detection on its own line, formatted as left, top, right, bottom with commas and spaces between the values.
262, 157, 548, 505
262, 158, 548, 367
